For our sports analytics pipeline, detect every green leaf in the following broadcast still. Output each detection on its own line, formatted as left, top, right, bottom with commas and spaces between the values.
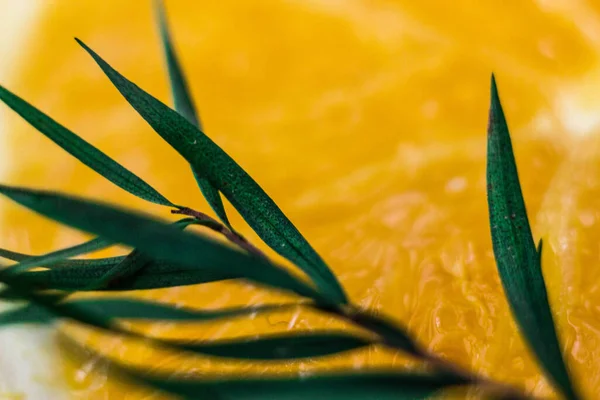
84, 218, 198, 290
167, 331, 371, 360
0, 218, 221, 279
154, 0, 231, 229
0, 184, 323, 302
109, 366, 464, 399
486, 75, 579, 400
0, 85, 174, 207
1, 236, 113, 276
0, 276, 268, 362
341, 308, 425, 358
0, 282, 361, 361
0, 298, 299, 325
0, 248, 29, 262
192, 170, 231, 228
0, 248, 122, 268
58, 335, 468, 400
0, 218, 238, 294
0, 304, 54, 325
8, 259, 236, 292
0, 218, 194, 279
75, 298, 299, 321
76, 39, 347, 304
0, 276, 227, 354
0, 289, 64, 303
155, 0, 200, 129
0, 278, 121, 332
85, 249, 147, 290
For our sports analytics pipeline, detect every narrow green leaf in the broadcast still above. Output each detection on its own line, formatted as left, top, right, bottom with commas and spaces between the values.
1, 236, 113, 276
76, 39, 347, 304
192, 170, 231, 228
0, 305, 53, 325
0, 305, 54, 329
0, 248, 29, 262
0, 280, 361, 361
86, 249, 147, 290
155, 0, 200, 128
0, 276, 268, 362
9, 260, 236, 292
0, 248, 123, 268
166, 331, 371, 360
109, 366, 464, 400
0, 184, 323, 302
58, 334, 468, 400
486, 75, 579, 400
85, 218, 198, 290
0, 85, 174, 207
75, 298, 299, 321
344, 309, 424, 358
0, 278, 121, 332
0, 274, 253, 358
0, 289, 64, 303
0, 298, 299, 325
0, 218, 216, 271
0, 217, 231, 294
154, 0, 231, 229
0, 303, 53, 324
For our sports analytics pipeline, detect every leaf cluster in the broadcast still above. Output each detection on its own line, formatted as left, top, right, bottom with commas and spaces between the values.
0, 2, 583, 399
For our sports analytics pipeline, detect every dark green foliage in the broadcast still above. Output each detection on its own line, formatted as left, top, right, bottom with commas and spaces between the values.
486, 75, 579, 400
315, 304, 425, 358
61, 332, 469, 400
0, 5, 580, 398
76, 39, 347, 305
85, 249, 149, 290
112, 368, 467, 400
0, 184, 323, 301
0, 298, 300, 323
0, 279, 363, 361
159, 331, 372, 361
1, 236, 112, 276
0, 85, 174, 207
0, 276, 352, 361
0, 304, 55, 325
3, 259, 236, 292
155, 0, 232, 228
82, 218, 197, 290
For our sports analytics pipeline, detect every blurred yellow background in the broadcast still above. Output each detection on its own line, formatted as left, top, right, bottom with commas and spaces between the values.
2, 0, 600, 398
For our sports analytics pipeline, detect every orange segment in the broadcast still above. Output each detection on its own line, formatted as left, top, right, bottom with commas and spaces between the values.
2, 0, 600, 399
537, 134, 600, 400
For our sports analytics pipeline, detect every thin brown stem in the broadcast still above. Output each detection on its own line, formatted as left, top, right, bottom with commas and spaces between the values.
318, 304, 534, 400
418, 350, 531, 400
174, 207, 535, 399
172, 207, 269, 261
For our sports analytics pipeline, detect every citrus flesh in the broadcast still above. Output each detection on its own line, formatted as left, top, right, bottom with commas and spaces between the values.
1, 0, 600, 398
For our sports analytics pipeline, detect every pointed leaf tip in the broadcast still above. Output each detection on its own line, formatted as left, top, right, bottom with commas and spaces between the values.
489, 75, 500, 108
76, 40, 348, 304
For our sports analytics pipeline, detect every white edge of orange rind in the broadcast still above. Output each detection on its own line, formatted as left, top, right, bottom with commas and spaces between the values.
0, 1, 69, 399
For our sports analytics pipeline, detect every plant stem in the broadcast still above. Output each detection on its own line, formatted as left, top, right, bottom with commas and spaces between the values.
317, 304, 534, 400
171, 207, 269, 261
418, 350, 531, 400
175, 206, 535, 399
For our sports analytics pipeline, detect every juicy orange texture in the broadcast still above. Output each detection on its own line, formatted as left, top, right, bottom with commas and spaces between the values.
2, 0, 600, 398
